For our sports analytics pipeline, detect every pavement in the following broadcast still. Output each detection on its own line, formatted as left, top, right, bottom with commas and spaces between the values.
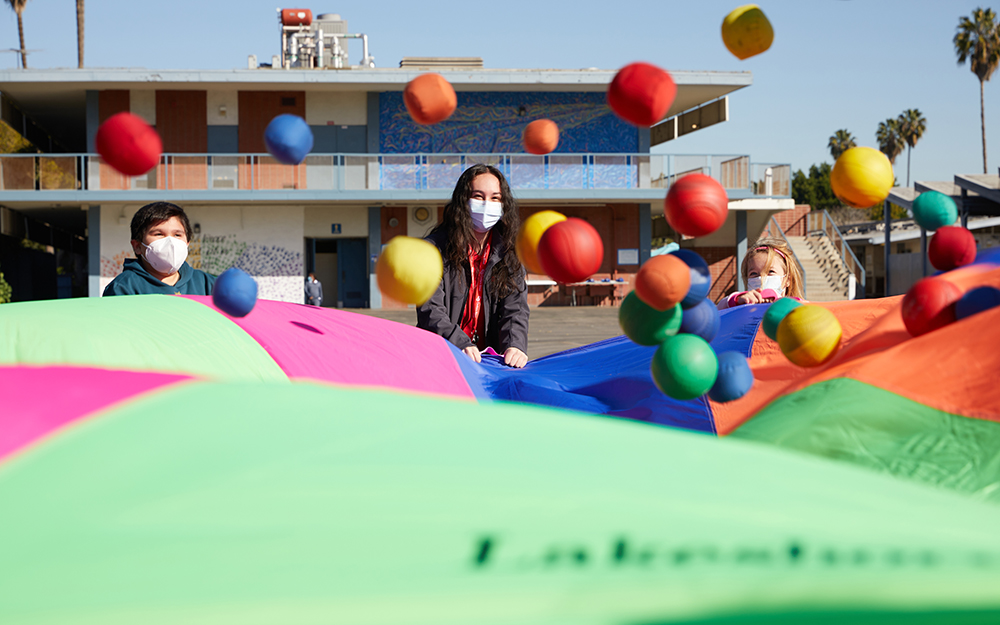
345, 306, 623, 359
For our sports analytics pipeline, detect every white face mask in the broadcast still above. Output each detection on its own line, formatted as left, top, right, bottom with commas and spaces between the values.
468, 198, 504, 233
142, 236, 188, 275
747, 274, 785, 295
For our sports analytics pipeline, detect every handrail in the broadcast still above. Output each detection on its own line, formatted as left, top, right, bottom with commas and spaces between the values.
807, 209, 866, 295
763, 215, 807, 299
0, 152, 792, 195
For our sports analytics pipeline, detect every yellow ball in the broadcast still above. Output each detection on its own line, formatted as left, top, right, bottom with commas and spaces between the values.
776, 305, 842, 367
516, 210, 567, 275
721, 5, 774, 60
830, 147, 894, 209
376, 236, 443, 306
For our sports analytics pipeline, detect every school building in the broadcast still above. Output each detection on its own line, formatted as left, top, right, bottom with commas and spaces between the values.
0, 18, 792, 307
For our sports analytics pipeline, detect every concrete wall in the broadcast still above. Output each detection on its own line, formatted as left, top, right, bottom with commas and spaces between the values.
99, 203, 305, 303
304, 91, 367, 126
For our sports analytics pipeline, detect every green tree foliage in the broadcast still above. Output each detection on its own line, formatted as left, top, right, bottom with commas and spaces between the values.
876, 118, 905, 165
898, 108, 927, 186
868, 202, 910, 222
827, 129, 856, 162
0, 119, 35, 154
0, 263, 11, 304
792, 163, 841, 212
955, 7, 1000, 173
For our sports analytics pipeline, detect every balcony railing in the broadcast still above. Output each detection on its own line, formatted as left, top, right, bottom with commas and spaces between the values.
0, 153, 791, 195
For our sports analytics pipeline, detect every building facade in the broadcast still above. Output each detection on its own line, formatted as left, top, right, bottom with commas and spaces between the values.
0, 66, 791, 307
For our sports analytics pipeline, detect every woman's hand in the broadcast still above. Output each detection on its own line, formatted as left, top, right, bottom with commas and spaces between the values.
737, 290, 768, 305
503, 347, 528, 368
463, 346, 482, 363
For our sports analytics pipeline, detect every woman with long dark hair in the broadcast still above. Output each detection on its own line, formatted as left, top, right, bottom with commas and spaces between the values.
417, 163, 529, 367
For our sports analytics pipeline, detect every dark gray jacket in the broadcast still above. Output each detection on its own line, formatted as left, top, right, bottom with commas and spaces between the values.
417, 229, 529, 353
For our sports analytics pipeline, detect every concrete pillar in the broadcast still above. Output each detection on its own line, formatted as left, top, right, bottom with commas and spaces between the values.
884, 199, 891, 297
736, 210, 747, 292
368, 205, 381, 309
87, 204, 100, 297
638, 203, 651, 265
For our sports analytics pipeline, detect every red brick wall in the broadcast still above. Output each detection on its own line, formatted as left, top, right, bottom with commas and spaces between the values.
773, 204, 810, 237
155, 91, 207, 152
520, 204, 639, 307
689, 246, 737, 303
98, 91, 132, 190
380, 206, 410, 309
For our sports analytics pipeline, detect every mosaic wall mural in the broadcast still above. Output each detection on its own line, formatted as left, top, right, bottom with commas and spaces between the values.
379, 92, 638, 154
101, 234, 303, 303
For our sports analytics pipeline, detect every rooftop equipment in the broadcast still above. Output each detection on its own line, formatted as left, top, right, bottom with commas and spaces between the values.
277, 8, 375, 69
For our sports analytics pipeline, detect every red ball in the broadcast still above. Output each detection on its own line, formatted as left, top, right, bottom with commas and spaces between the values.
634, 254, 691, 311
928, 226, 976, 271
403, 73, 457, 125
95, 112, 162, 176
607, 62, 677, 127
901, 277, 962, 337
538, 218, 604, 284
664, 174, 729, 237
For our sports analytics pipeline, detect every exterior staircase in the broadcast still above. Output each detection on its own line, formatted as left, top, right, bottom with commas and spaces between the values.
785, 234, 852, 302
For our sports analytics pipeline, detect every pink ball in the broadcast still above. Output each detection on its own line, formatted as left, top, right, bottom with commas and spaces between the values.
901, 277, 962, 337
928, 226, 976, 271
95, 112, 162, 177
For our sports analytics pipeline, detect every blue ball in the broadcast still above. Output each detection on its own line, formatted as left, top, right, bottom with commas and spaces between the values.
670, 249, 712, 309
264, 114, 314, 165
956, 286, 1000, 320
213, 268, 258, 318
678, 298, 720, 343
708, 351, 754, 403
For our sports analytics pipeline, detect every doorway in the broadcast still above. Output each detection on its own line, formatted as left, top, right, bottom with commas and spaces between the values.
305, 237, 369, 308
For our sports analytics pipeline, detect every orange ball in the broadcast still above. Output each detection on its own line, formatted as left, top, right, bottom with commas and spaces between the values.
522, 119, 560, 155
403, 73, 457, 125
634, 255, 692, 312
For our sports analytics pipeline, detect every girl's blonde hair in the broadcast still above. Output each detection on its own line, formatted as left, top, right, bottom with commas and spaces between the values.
741, 237, 805, 299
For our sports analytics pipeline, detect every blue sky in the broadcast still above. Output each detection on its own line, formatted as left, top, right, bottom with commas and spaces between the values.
2, 0, 997, 185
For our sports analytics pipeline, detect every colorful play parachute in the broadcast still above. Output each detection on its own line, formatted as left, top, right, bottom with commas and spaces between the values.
3, 255, 1000, 622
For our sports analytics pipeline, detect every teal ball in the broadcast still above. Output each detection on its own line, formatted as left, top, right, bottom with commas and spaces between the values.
912, 191, 958, 231
619, 291, 682, 346
650, 334, 719, 400
762, 297, 803, 341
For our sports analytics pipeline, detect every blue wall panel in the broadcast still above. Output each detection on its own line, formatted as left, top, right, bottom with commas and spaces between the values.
379, 92, 637, 154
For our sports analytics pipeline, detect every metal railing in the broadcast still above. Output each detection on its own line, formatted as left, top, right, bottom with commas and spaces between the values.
807, 209, 866, 295
761, 215, 807, 298
0, 152, 792, 195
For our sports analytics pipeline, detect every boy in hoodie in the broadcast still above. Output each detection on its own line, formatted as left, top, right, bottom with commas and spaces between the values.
103, 202, 216, 296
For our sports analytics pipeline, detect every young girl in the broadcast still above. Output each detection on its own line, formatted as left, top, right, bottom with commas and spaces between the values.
717, 237, 805, 309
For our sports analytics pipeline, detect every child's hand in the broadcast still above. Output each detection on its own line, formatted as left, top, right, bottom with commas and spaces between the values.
737, 290, 768, 305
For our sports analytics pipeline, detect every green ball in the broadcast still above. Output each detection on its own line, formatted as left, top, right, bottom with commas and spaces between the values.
650, 334, 719, 400
762, 297, 803, 341
619, 291, 682, 346
912, 191, 958, 231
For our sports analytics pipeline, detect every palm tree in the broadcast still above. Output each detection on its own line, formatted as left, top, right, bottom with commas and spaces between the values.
876, 118, 905, 165
4, 0, 29, 69
898, 108, 927, 186
76, 0, 84, 68
828, 129, 856, 162
955, 8, 1000, 174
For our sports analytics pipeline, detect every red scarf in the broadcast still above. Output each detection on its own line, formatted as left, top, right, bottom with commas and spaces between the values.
460, 233, 492, 349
